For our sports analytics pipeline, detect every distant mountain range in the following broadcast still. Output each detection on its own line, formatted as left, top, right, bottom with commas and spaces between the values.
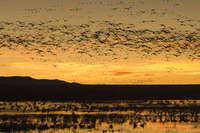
0, 76, 200, 101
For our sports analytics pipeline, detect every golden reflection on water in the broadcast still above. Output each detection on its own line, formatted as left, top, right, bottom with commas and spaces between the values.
1, 100, 200, 133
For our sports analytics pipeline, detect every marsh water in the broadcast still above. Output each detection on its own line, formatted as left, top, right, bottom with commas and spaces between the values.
1, 100, 200, 133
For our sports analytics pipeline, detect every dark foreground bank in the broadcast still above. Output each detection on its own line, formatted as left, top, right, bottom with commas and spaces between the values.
0, 76, 200, 101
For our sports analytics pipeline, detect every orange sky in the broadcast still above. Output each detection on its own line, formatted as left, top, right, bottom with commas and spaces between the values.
0, 0, 200, 84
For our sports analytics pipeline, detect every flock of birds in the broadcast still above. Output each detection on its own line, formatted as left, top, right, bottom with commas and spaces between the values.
0, 0, 200, 63
0, 113, 145, 132
0, 18, 200, 62
0, 100, 200, 132
0, 100, 198, 113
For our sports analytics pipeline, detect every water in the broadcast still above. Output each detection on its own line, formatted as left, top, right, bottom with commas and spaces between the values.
0, 100, 200, 133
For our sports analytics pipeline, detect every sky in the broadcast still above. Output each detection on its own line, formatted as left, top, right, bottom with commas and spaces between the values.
0, 0, 200, 84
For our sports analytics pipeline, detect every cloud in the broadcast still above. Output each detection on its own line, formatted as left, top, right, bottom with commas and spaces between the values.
144, 73, 154, 77
113, 71, 133, 76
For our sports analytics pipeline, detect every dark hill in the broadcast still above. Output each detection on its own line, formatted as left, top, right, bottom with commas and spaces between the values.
0, 76, 200, 101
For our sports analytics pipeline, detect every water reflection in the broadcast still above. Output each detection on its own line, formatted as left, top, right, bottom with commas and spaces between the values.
0, 100, 200, 133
